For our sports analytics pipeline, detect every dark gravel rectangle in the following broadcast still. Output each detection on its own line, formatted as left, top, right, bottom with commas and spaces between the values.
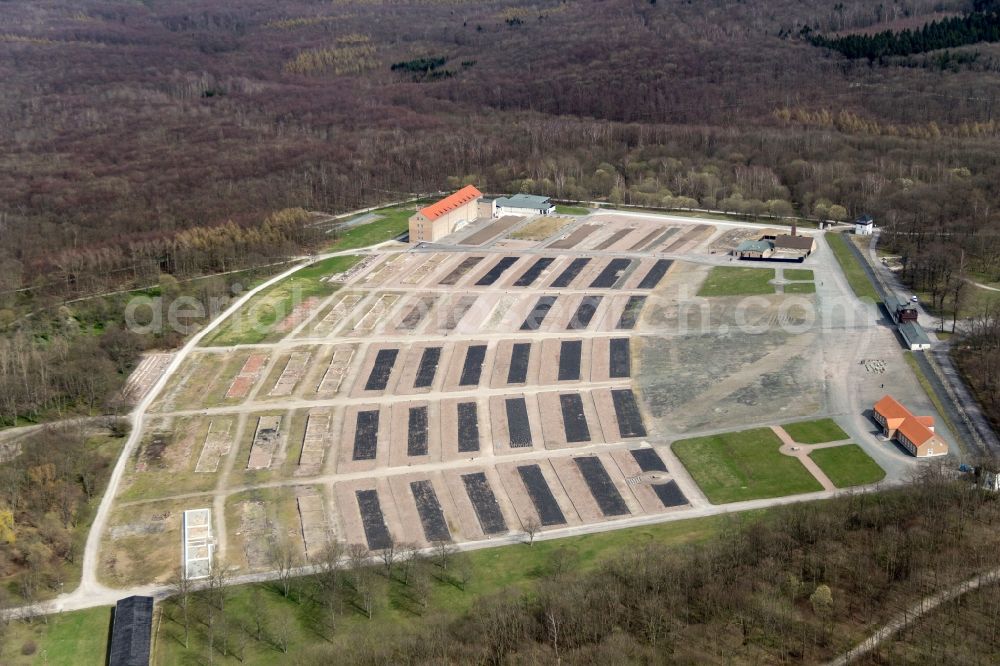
558, 340, 582, 381
513, 257, 554, 287
559, 393, 591, 443
609, 338, 630, 378
611, 389, 647, 438
439, 256, 484, 286
461, 472, 508, 534
652, 480, 688, 507
475, 256, 519, 286
637, 259, 673, 289
442, 295, 478, 330
413, 347, 441, 388
517, 464, 566, 526
459, 344, 487, 386
630, 448, 667, 473
398, 296, 435, 331
594, 229, 631, 250
616, 295, 647, 330
410, 480, 452, 542
589, 258, 633, 288
364, 348, 399, 391
352, 410, 380, 460
628, 229, 662, 252
505, 397, 533, 448
641, 228, 678, 252
457, 401, 480, 453
551, 258, 591, 287
507, 343, 531, 384
407, 406, 428, 457
574, 456, 630, 517
356, 489, 392, 550
520, 295, 557, 330
567, 296, 602, 330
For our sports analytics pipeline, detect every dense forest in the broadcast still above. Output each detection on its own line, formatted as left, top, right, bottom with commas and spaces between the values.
2, 2, 1000, 417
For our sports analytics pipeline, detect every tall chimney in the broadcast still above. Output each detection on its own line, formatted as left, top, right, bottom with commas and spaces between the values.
791, 219, 797, 237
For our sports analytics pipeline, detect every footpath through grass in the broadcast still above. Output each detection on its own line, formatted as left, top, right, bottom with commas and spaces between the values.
325, 207, 412, 251
809, 444, 886, 488
826, 232, 881, 303
672, 427, 823, 503
782, 418, 849, 444
697, 266, 776, 297
204, 254, 362, 346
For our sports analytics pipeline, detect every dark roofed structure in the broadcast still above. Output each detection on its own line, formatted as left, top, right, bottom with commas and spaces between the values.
773, 234, 816, 253
109, 595, 154, 666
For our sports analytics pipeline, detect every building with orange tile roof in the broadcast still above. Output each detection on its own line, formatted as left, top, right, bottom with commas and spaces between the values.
872, 394, 948, 457
409, 185, 482, 242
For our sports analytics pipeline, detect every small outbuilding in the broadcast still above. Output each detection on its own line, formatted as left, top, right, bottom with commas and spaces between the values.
734, 239, 774, 260
899, 320, 931, 351
855, 215, 875, 236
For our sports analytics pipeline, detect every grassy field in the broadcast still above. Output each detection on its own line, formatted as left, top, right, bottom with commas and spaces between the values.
696, 266, 776, 297
554, 204, 591, 216
809, 444, 886, 488
784, 268, 814, 280
325, 208, 413, 251
1, 606, 111, 665
203, 255, 362, 346
672, 428, 823, 503
510, 215, 575, 240
784, 282, 816, 294
782, 418, 849, 444
12, 513, 735, 664
826, 232, 881, 303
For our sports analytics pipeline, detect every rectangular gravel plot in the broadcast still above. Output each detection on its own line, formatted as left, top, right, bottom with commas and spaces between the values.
609, 338, 631, 378
520, 296, 557, 330
559, 393, 591, 443
414, 347, 442, 388
513, 257, 555, 287
551, 258, 591, 288
461, 472, 508, 534
637, 259, 673, 289
398, 296, 435, 331
558, 340, 582, 381
628, 229, 662, 252
589, 258, 633, 288
407, 406, 428, 456
505, 398, 533, 448
457, 402, 480, 453
574, 456, 630, 517
611, 389, 647, 438
410, 480, 452, 542
517, 465, 567, 526
364, 348, 399, 391
352, 410, 380, 460
507, 343, 531, 384
443, 295, 478, 330
630, 448, 667, 473
567, 296, 602, 330
459, 345, 488, 386
355, 489, 393, 550
594, 229, 632, 250
439, 257, 484, 285
475, 256, 519, 286
617, 295, 647, 330
652, 480, 688, 507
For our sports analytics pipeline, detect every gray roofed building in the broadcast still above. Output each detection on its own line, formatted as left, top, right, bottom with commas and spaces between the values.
898, 321, 932, 351
494, 194, 555, 216
109, 595, 154, 666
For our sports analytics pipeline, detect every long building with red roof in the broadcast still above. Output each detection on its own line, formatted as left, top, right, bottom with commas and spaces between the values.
872, 395, 948, 458
409, 185, 483, 242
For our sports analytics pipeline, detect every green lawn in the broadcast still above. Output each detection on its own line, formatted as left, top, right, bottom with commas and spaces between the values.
784, 282, 816, 294
784, 268, 814, 281
672, 428, 823, 503
782, 418, 849, 444
826, 233, 881, 303
204, 255, 362, 346
696, 267, 776, 297
1, 606, 110, 665
325, 208, 413, 251
554, 204, 591, 215
809, 444, 886, 488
